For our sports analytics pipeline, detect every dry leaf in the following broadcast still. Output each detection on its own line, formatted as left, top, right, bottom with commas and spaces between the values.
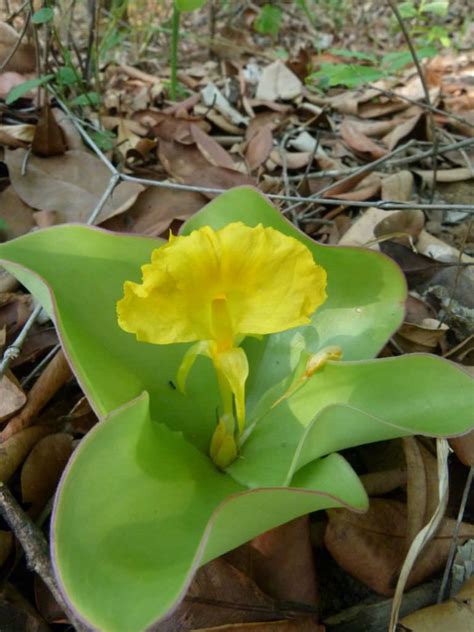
0, 349, 72, 442
338, 208, 398, 247
5, 148, 144, 223
0, 186, 35, 239
0, 71, 31, 99
201, 83, 249, 126
340, 118, 386, 161
0, 22, 36, 74
0, 531, 13, 568
193, 620, 322, 631
381, 171, 414, 202
158, 140, 254, 198
0, 584, 51, 632
383, 113, 428, 151
256, 61, 302, 102
374, 209, 425, 245
190, 124, 236, 170
414, 168, 474, 185
269, 149, 312, 170
0, 373, 26, 422
250, 517, 318, 605
31, 103, 67, 157
0, 123, 35, 147
21, 433, 73, 515
449, 430, 474, 467
0, 425, 51, 482
325, 499, 474, 597
399, 576, 474, 631
246, 124, 273, 171
102, 187, 207, 237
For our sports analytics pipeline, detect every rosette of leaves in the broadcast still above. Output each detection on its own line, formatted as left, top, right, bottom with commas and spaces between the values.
0, 187, 472, 632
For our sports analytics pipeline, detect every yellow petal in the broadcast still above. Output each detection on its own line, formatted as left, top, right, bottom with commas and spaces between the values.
176, 341, 210, 394
215, 347, 249, 433
117, 222, 327, 345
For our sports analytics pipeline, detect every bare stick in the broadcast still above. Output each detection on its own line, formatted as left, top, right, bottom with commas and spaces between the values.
0, 482, 88, 631
387, 0, 439, 202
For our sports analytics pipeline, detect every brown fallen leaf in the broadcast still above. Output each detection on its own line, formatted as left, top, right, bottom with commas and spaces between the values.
246, 124, 273, 171
374, 209, 425, 246
269, 149, 312, 170
0, 425, 51, 482
399, 576, 474, 631
360, 468, 407, 496
340, 118, 386, 161
0, 292, 32, 338
191, 124, 237, 170
322, 172, 377, 199
0, 372, 26, 422
102, 187, 207, 237
0, 186, 35, 239
21, 433, 73, 516
383, 113, 428, 151
158, 140, 254, 198
414, 168, 474, 185
256, 60, 303, 102
330, 175, 381, 202
381, 171, 414, 202
449, 430, 474, 467
0, 22, 36, 74
5, 148, 144, 223
193, 619, 322, 631
325, 499, 474, 596
0, 349, 72, 442
338, 208, 398, 247
135, 110, 210, 144
250, 517, 318, 606
0, 123, 35, 147
31, 103, 67, 157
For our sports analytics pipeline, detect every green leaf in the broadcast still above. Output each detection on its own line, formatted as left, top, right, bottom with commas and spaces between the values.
32, 6, 54, 24
255, 3, 283, 38
56, 66, 79, 86
70, 91, 100, 107
382, 46, 437, 72
309, 63, 385, 88
398, 2, 418, 18
229, 354, 474, 487
52, 393, 367, 631
328, 47, 378, 63
6, 75, 54, 104
174, 0, 207, 11
421, 1, 449, 16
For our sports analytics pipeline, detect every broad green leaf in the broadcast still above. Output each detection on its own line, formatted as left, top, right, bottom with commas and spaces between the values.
32, 7, 54, 24
328, 47, 378, 63
174, 0, 207, 11
255, 4, 283, 37
421, 1, 449, 16
382, 46, 437, 72
309, 63, 386, 88
53, 393, 367, 631
398, 2, 418, 18
6, 75, 54, 104
0, 187, 406, 444
229, 354, 474, 487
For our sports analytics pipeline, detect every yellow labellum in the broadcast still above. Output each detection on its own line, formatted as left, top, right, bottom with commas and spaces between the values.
117, 221, 328, 468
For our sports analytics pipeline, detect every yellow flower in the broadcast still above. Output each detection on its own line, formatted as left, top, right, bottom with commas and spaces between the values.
117, 221, 327, 468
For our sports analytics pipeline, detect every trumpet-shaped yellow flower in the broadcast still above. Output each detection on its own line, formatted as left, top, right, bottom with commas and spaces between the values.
117, 221, 327, 468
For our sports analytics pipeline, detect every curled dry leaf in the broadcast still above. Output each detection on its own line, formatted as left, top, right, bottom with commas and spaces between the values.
0, 186, 35, 239
0, 373, 26, 423
449, 430, 474, 467
31, 103, 67, 157
0, 124, 35, 148
399, 576, 474, 632
201, 83, 249, 127
383, 113, 428, 151
246, 124, 273, 171
0, 425, 51, 482
0, 22, 36, 74
374, 209, 425, 245
5, 149, 144, 223
250, 517, 318, 605
0, 349, 72, 443
414, 168, 474, 186
190, 124, 236, 170
269, 149, 312, 170
394, 319, 448, 354
102, 187, 207, 237
340, 118, 386, 161
338, 208, 398, 247
256, 60, 302, 102
21, 433, 74, 516
325, 499, 474, 596
0, 292, 32, 337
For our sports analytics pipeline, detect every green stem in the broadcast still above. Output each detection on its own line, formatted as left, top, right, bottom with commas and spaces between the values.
170, 4, 180, 101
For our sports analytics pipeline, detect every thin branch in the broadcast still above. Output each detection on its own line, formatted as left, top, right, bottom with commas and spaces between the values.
0, 483, 88, 631
387, 0, 439, 202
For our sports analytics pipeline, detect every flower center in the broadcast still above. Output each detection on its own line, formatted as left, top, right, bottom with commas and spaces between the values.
210, 295, 234, 352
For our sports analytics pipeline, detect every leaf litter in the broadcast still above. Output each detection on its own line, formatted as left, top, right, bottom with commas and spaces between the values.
0, 1, 473, 630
